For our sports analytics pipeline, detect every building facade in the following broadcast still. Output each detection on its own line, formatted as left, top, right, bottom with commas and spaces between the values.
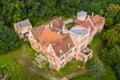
14, 19, 32, 38
14, 11, 105, 71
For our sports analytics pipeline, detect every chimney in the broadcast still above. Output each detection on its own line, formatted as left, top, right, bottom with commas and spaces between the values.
50, 21, 53, 28
92, 12, 94, 16
45, 24, 49, 29
77, 12, 79, 19
88, 28, 91, 33
60, 50, 63, 54
57, 31, 60, 35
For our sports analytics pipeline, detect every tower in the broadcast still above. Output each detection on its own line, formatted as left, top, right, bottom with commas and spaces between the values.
77, 11, 87, 21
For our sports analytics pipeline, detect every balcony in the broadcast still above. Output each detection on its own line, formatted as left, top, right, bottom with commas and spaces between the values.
81, 48, 93, 62
81, 48, 92, 55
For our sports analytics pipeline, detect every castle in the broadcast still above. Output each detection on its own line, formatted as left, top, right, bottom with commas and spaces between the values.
14, 11, 105, 71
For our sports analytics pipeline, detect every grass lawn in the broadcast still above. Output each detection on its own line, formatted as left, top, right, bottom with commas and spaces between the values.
0, 43, 86, 79
0, 43, 45, 80
43, 58, 85, 77
65, 23, 75, 30
0, 54, 26, 80
59, 59, 85, 76
70, 73, 95, 80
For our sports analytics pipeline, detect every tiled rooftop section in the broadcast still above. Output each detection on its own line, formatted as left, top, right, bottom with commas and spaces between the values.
70, 27, 88, 36
90, 15, 105, 26
39, 28, 64, 47
74, 19, 84, 25
81, 21, 92, 29
74, 12, 105, 33
14, 19, 31, 29
34, 27, 74, 57
74, 15, 89, 25
52, 17, 63, 29
31, 26, 45, 40
52, 34, 74, 57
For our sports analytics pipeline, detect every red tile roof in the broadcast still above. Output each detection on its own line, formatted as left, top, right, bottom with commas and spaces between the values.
52, 17, 63, 29
74, 19, 84, 25
35, 27, 74, 57
38, 28, 63, 47
74, 19, 94, 33
31, 26, 45, 40
52, 34, 74, 57
74, 15, 104, 33
91, 15, 105, 26
81, 21, 92, 29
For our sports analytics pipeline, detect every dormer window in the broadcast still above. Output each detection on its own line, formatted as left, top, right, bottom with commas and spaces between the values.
75, 48, 77, 52
69, 49, 72, 54
60, 49, 64, 54
42, 39, 47, 44
68, 43, 71, 49
60, 56, 64, 61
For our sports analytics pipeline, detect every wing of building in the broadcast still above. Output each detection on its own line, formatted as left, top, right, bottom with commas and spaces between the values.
14, 11, 105, 71
14, 19, 32, 38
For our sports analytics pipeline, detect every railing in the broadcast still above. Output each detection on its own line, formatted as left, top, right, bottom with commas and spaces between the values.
81, 48, 92, 55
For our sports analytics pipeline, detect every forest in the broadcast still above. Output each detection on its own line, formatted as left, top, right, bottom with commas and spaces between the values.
0, 0, 120, 80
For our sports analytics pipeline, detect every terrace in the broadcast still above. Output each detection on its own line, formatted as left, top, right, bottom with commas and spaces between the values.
81, 48, 93, 62
81, 48, 92, 55
70, 27, 88, 37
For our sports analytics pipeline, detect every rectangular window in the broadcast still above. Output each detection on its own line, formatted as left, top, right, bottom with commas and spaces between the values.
60, 56, 64, 61
69, 56, 71, 60
75, 48, 77, 52
74, 54, 76, 57
61, 62, 64, 67
69, 50, 72, 54
49, 57, 52, 61
49, 52, 53, 57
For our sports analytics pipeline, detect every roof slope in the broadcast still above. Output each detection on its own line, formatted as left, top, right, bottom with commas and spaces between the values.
52, 34, 74, 57
14, 19, 31, 29
90, 15, 105, 26
52, 17, 63, 29
74, 19, 83, 25
32, 26, 74, 57
81, 21, 92, 29
31, 26, 45, 40
39, 28, 63, 47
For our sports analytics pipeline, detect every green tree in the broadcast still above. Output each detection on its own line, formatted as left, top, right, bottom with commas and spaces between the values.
107, 4, 120, 14
100, 45, 120, 79
102, 23, 120, 46
0, 20, 20, 54
106, 3, 120, 18
87, 58, 106, 79
1, 0, 25, 24
105, 18, 113, 28
0, 40, 8, 54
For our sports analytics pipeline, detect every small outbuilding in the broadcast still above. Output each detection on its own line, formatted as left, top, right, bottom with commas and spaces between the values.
14, 19, 32, 39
